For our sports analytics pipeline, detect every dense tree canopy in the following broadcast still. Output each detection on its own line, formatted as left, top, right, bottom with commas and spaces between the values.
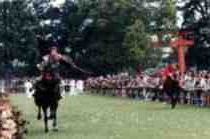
0, 0, 39, 77
178, 0, 210, 69
0, 0, 177, 77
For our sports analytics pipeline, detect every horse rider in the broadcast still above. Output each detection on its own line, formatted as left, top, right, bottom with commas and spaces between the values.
35, 46, 89, 99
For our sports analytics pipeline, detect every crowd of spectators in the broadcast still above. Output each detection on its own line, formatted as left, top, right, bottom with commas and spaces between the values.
85, 70, 210, 106
2, 70, 210, 106
0, 78, 85, 97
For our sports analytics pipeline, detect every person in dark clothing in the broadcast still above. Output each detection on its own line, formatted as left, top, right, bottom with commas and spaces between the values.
35, 46, 90, 100
163, 74, 180, 109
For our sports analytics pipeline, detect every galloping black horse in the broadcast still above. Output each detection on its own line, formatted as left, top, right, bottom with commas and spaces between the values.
33, 78, 60, 133
163, 75, 181, 109
32, 45, 92, 132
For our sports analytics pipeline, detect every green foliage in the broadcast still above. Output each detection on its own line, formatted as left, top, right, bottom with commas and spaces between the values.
0, 0, 39, 77
123, 20, 149, 66
178, 0, 210, 46
178, 0, 210, 68
70, 0, 140, 74
123, 19, 162, 69
160, 0, 176, 30
145, 0, 177, 32
0, 0, 176, 77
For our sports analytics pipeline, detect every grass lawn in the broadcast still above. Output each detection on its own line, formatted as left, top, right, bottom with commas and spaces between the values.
10, 94, 210, 139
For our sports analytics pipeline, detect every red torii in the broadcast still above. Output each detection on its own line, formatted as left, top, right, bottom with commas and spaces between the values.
170, 31, 194, 74
152, 31, 194, 74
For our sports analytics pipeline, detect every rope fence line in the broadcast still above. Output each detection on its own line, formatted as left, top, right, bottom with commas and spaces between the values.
1, 78, 210, 107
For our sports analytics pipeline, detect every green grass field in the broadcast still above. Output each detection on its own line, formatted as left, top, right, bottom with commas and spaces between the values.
9, 94, 210, 139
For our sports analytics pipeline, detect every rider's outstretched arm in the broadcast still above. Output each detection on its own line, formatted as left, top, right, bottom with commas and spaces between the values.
61, 55, 91, 74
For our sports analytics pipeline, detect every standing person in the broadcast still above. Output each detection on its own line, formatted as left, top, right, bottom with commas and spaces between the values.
24, 79, 34, 98
70, 79, 76, 96
163, 74, 180, 109
0, 80, 5, 93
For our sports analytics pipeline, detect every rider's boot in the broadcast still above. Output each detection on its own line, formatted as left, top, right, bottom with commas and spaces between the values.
55, 78, 62, 100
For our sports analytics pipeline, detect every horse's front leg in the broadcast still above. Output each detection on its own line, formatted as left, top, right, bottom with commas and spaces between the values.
42, 107, 49, 133
37, 106, 42, 120
51, 104, 58, 132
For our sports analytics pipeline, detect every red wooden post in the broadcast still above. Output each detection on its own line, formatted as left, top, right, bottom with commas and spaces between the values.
151, 31, 194, 74
177, 46, 186, 74
170, 33, 194, 74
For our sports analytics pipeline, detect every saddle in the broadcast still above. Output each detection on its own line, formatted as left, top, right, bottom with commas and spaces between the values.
35, 72, 60, 93
42, 72, 54, 81
34, 78, 61, 101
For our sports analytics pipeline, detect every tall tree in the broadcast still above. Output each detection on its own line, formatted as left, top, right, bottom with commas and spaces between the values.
178, 0, 210, 47
0, 0, 177, 76
62, 0, 177, 75
0, 0, 39, 77
178, 0, 210, 69
123, 19, 162, 69
66, 0, 137, 74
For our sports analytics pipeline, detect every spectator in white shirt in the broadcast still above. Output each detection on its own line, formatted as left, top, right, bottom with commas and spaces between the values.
24, 80, 34, 98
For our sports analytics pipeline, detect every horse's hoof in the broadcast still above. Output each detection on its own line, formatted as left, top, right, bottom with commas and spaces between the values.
171, 105, 176, 109
24, 129, 29, 134
37, 115, 42, 120
45, 129, 49, 133
53, 128, 59, 132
